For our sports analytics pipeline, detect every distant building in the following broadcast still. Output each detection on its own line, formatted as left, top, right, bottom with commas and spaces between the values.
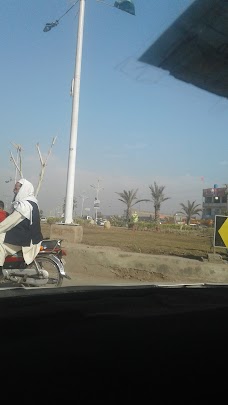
173, 212, 186, 225
202, 185, 228, 219
135, 210, 172, 222
136, 211, 153, 221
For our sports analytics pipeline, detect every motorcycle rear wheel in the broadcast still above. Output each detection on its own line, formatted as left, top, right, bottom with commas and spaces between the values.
34, 256, 63, 288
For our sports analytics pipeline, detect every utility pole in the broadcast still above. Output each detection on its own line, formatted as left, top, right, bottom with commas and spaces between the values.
64, 0, 85, 223
43, 0, 135, 224
79, 192, 88, 217
90, 178, 104, 200
90, 179, 104, 222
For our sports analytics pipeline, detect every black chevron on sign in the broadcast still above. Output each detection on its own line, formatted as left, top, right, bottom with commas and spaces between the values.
214, 215, 227, 248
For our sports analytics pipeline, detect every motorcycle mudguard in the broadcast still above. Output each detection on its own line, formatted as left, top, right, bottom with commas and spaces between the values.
36, 253, 70, 279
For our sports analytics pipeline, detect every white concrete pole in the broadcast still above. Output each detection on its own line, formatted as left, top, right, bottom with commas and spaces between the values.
64, 0, 85, 224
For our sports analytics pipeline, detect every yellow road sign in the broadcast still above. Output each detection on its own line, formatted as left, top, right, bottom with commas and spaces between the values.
214, 215, 228, 248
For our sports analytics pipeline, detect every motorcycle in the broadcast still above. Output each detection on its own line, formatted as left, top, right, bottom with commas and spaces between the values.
2, 239, 71, 288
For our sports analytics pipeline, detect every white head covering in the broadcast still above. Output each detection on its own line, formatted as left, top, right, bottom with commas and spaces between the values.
12, 178, 38, 224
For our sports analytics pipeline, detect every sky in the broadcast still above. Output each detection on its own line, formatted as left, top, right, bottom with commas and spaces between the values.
1, 0, 228, 218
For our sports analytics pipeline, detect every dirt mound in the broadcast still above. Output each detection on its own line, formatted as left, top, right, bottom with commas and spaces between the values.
40, 223, 228, 287
62, 243, 228, 287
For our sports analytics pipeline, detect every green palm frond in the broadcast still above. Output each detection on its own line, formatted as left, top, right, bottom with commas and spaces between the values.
148, 181, 170, 225
179, 200, 202, 225
115, 189, 149, 220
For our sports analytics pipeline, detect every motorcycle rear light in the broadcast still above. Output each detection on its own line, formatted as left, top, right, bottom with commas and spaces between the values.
61, 249, 67, 256
5, 256, 24, 263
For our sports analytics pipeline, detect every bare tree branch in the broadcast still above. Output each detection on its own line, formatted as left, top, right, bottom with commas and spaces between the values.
36, 143, 44, 166
10, 151, 23, 178
10, 142, 23, 181
35, 136, 57, 197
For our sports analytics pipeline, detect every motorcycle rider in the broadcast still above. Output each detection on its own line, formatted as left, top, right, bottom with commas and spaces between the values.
0, 179, 43, 282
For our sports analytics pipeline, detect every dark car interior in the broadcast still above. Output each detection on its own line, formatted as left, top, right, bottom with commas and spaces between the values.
1, 285, 228, 398
2, 0, 228, 398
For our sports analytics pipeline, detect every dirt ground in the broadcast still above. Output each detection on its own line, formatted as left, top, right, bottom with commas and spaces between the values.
40, 223, 228, 286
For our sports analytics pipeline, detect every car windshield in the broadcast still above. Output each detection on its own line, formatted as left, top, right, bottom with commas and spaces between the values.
1, 0, 228, 293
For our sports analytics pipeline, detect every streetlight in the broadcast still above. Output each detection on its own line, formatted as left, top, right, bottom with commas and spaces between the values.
44, 0, 135, 224
90, 178, 104, 222
90, 178, 104, 200
79, 193, 89, 217
113, 0, 135, 15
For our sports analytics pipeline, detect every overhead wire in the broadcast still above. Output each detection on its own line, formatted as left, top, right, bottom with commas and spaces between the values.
43, 1, 79, 32
57, 1, 79, 22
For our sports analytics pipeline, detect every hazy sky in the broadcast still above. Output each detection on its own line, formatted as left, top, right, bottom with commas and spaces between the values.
1, 0, 228, 217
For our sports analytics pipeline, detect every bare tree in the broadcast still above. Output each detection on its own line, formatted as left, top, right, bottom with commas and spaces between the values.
35, 136, 57, 197
9, 136, 57, 197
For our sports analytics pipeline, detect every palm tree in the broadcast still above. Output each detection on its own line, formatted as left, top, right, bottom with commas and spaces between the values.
115, 189, 149, 223
148, 182, 170, 226
179, 200, 202, 225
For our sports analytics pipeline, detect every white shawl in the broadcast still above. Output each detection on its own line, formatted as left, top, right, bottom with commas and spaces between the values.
12, 179, 38, 224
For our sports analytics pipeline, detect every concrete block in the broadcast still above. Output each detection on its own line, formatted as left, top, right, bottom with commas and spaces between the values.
50, 224, 83, 244
207, 253, 224, 263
